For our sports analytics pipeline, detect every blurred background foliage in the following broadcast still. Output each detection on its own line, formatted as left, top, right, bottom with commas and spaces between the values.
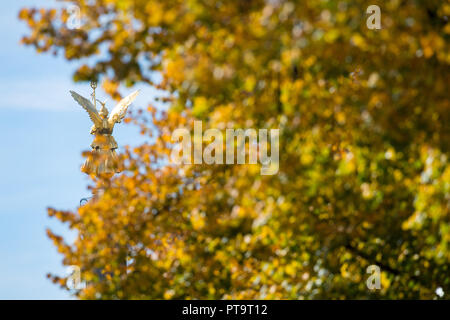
19, 0, 449, 299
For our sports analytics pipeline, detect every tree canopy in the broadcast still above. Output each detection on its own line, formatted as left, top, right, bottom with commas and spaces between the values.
19, 0, 449, 299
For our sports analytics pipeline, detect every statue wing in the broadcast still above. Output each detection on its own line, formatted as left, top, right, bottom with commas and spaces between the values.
70, 90, 102, 128
108, 90, 140, 126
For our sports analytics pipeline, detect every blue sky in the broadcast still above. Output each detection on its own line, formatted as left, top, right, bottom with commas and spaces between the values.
0, 0, 156, 299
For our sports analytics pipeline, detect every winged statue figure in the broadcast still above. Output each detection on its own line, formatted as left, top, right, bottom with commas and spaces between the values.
70, 85, 139, 176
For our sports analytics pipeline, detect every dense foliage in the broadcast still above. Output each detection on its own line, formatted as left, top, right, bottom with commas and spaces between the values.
20, 0, 449, 299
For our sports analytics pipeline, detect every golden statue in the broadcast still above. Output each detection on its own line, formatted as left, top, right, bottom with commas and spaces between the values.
70, 82, 139, 177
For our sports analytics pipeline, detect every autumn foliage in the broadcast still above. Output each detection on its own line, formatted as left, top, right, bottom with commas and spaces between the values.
19, 0, 449, 299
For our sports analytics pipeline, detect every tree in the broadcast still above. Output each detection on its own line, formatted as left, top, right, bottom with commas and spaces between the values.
19, 0, 449, 299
